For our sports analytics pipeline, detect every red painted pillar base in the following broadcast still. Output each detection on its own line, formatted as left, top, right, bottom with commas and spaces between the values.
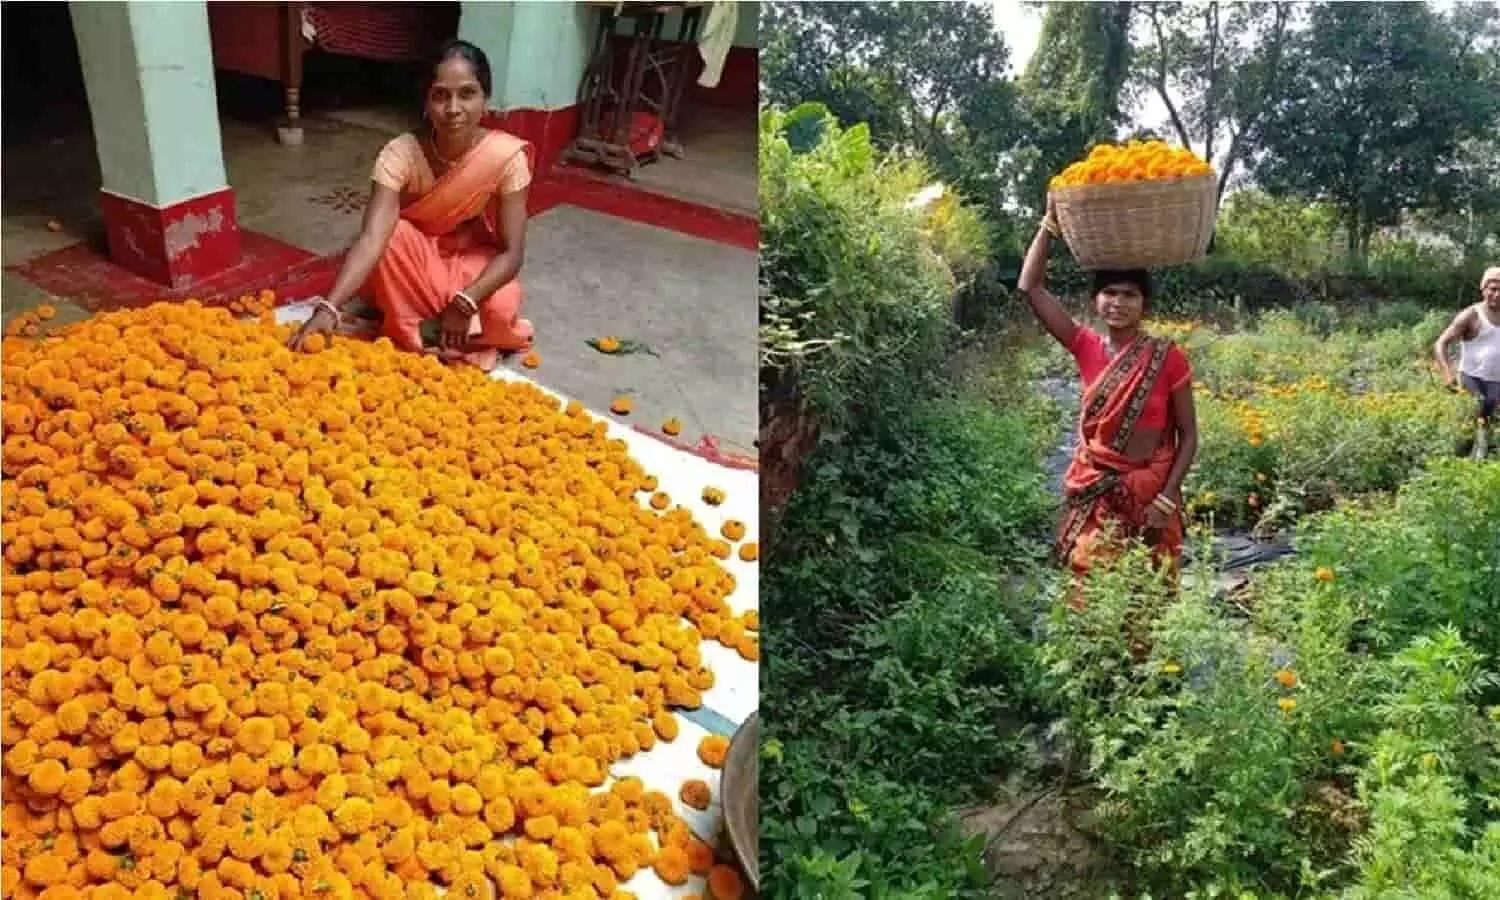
98, 188, 243, 289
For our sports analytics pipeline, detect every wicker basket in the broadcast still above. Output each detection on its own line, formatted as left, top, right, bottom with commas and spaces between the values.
1051, 173, 1217, 269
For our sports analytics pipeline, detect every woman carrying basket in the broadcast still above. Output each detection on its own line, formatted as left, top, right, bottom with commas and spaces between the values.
1017, 197, 1200, 581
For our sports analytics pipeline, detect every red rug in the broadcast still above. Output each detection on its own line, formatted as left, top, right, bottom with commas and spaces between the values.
4, 230, 333, 312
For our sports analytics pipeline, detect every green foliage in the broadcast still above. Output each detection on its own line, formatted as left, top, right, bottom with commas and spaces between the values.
762, 397, 1054, 899
1041, 456, 1500, 899
1041, 541, 1378, 895
1214, 191, 1344, 278
1254, 2, 1500, 265
759, 104, 988, 430
1037, 244, 1484, 321
1343, 629, 1500, 900
1297, 460, 1500, 661
759, 1, 1023, 227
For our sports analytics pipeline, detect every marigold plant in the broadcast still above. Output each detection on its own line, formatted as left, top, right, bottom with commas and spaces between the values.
0, 300, 753, 898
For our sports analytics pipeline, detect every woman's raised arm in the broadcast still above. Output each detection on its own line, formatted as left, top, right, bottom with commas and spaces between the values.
1016, 199, 1078, 349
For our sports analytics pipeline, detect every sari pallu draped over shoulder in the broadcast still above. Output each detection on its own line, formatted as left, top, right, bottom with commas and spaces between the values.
1054, 335, 1184, 576
403, 129, 533, 244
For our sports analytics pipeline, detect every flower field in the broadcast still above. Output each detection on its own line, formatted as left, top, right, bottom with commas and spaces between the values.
1149, 310, 1472, 530
1047, 459, 1500, 898
1, 302, 758, 900
1026, 307, 1500, 898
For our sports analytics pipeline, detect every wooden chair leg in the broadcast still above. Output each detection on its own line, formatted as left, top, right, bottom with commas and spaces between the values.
277, 2, 306, 146
278, 85, 304, 145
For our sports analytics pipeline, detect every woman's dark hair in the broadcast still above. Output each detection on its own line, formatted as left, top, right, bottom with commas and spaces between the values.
1091, 268, 1153, 303
427, 39, 492, 98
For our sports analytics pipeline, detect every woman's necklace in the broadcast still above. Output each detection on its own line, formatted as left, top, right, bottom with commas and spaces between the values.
427, 130, 478, 170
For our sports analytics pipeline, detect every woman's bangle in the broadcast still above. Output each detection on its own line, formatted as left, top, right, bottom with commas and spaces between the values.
1151, 494, 1178, 514
312, 299, 341, 324
453, 291, 478, 316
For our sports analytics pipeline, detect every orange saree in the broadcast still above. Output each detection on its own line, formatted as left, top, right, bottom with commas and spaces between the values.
366, 129, 535, 368
1054, 335, 1185, 577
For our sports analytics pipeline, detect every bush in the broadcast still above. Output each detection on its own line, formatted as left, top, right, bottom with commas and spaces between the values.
1296, 459, 1500, 662
762, 398, 1053, 898
1343, 628, 1500, 900
1018, 239, 1484, 324
1041, 540, 1379, 896
759, 103, 989, 430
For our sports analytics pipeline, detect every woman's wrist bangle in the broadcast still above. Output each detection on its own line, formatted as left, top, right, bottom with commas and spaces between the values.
453, 291, 478, 316
312, 299, 341, 323
1151, 495, 1178, 513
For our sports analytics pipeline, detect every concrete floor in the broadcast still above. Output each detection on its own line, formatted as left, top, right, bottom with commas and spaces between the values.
633, 104, 757, 217
510, 205, 757, 454
2, 105, 757, 455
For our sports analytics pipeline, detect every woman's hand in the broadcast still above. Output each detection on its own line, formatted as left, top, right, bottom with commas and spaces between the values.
1144, 489, 1181, 530
287, 299, 338, 351
438, 298, 474, 350
1042, 194, 1061, 236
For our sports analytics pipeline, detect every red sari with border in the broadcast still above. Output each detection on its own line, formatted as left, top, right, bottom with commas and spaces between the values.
1054, 334, 1186, 577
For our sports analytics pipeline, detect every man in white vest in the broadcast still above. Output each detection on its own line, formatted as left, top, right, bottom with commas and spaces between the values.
1435, 266, 1500, 460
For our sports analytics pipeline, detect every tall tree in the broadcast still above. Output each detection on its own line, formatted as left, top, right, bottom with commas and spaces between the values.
1012, 1, 1135, 210
1131, 1, 1296, 204
759, 2, 1022, 232
1253, 2, 1499, 268
1409, 2, 1500, 265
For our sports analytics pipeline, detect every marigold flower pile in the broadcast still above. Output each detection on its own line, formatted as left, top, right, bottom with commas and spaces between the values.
0, 301, 757, 899
1049, 139, 1213, 189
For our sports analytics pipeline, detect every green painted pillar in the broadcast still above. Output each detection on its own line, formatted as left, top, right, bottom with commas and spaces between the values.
459, 1, 593, 111
70, 0, 240, 286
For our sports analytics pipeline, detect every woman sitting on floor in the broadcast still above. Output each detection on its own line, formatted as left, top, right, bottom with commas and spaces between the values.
1017, 197, 1200, 584
289, 39, 534, 369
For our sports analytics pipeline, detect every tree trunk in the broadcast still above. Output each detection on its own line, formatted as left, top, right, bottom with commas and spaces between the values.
1345, 210, 1365, 273
1202, 2, 1220, 163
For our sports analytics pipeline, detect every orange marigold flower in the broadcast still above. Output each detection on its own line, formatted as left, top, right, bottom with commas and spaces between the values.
707, 863, 746, 900
652, 845, 691, 886
696, 735, 729, 769
678, 779, 711, 811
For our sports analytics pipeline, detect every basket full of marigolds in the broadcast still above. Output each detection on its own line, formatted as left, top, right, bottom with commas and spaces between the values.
1049, 140, 1217, 270
0, 295, 758, 900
